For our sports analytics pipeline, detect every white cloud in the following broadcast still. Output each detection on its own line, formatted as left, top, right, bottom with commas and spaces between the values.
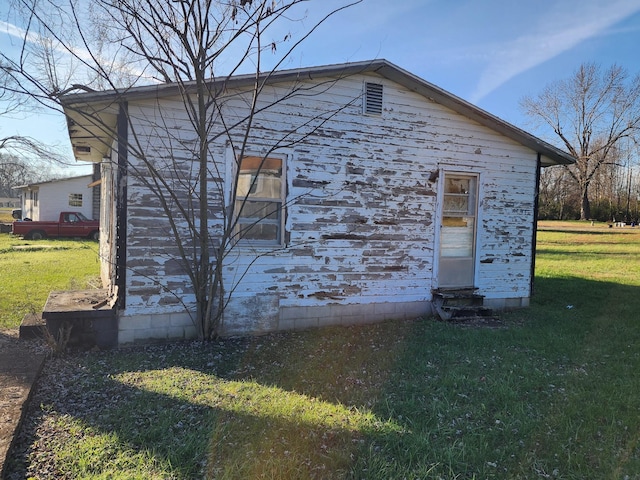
1, 19, 157, 86
1, 20, 35, 42
469, 0, 640, 103
1, 20, 98, 66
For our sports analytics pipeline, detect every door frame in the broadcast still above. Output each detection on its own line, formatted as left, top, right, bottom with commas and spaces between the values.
434, 170, 480, 289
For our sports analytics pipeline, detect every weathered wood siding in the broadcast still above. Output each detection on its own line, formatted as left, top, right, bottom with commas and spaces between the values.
116, 72, 538, 341
99, 152, 117, 290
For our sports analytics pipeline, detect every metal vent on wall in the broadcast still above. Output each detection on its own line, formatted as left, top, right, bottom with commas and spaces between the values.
364, 82, 383, 115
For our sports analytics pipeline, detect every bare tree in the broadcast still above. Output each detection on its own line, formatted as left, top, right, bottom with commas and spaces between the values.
0, 68, 66, 189
522, 63, 640, 220
1, 36, 76, 167
0, 152, 59, 196
2, 0, 358, 339
538, 166, 579, 220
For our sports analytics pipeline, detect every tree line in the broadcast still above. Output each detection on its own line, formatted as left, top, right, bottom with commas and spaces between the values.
538, 140, 640, 222
522, 63, 640, 222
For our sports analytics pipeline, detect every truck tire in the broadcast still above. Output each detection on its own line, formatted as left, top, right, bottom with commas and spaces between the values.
29, 230, 47, 240
89, 230, 99, 241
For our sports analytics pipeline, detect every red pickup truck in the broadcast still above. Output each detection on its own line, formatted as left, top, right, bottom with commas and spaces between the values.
12, 212, 100, 240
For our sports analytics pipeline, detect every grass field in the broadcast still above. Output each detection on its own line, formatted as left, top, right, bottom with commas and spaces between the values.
6, 221, 640, 479
0, 233, 101, 329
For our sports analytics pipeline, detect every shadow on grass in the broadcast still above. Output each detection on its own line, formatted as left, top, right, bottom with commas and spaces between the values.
345, 275, 640, 478
7, 276, 640, 478
7, 328, 407, 479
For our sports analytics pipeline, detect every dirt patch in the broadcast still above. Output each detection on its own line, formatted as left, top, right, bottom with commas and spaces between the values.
11, 245, 56, 250
0, 329, 47, 478
439, 315, 510, 329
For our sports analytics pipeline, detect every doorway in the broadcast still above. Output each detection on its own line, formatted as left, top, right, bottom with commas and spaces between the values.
438, 173, 478, 287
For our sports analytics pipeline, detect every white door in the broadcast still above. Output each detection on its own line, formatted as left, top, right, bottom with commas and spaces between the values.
438, 174, 478, 287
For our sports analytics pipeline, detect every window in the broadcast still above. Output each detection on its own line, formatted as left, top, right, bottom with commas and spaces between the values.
63, 212, 89, 223
69, 193, 83, 207
364, 82, 383, 115
443, 177, 475, 216
441, 175, 477, 257
235, 156, 284, 244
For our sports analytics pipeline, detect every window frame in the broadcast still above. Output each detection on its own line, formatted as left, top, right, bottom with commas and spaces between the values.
69, 193, 83, 207
233, 154, 286, 247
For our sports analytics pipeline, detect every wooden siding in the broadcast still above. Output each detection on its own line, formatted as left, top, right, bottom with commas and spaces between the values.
117, 72, 538, 335
99, 156, 117, 290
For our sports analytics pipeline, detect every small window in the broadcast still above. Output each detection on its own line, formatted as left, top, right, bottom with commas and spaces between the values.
69, 193, 83, 207
235, 156, 284, 244
364, 82, 383, 115
63, 213, 80, 223
443, 177, 475, 216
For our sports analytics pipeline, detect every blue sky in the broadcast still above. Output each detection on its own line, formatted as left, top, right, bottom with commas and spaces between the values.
1, 0, 640, 176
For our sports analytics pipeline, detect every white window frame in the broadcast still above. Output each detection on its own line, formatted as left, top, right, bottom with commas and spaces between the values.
69, 193, 83, 207
228, 151, 287, 247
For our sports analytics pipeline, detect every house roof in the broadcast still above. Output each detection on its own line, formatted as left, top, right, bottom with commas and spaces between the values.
61, 59, 575, 167
12, 174, 94, 191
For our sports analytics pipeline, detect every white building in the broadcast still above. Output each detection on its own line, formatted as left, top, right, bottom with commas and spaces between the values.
14, 173, 100, 221
62, 60, 574, 344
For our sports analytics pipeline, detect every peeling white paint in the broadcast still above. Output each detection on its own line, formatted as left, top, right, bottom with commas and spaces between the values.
107, 72, 539, 340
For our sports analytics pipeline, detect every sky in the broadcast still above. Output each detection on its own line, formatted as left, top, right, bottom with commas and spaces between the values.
1, 0, 640, 177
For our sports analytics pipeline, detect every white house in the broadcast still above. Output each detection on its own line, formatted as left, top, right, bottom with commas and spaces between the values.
13, 172, 100, 221
61, 60, 574, 344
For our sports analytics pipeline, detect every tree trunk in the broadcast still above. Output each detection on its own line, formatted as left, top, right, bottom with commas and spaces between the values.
580, 185, 591, 220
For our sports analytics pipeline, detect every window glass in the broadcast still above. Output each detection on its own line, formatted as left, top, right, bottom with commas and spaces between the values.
443, 177, 474, 215
69, 193, 83, 207
236, 156, 283, 243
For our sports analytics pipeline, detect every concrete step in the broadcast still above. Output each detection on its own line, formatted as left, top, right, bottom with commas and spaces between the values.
432, 288, 496, 322
19, 313, 47, 340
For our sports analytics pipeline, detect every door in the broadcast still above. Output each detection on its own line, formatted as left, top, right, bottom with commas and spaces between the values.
438, 174, 478, 287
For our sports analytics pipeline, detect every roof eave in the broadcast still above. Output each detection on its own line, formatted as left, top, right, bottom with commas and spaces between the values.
60, 59, 575, 167
370, 62, 575, 166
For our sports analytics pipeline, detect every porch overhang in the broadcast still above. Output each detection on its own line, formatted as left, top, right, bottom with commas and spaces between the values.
62, 101, 119, 163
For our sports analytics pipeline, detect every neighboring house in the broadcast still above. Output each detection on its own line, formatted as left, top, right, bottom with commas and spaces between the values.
13, 169, 100, 221
61, 59, 574, 345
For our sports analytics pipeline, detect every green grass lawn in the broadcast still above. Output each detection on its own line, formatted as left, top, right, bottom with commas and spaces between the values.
0, 233, 101, 329
6, 221, 640, 479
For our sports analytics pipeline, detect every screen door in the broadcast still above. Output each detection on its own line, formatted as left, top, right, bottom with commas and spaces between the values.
438, 174, 477, 287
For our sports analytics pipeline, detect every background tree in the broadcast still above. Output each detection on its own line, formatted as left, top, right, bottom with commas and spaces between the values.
1, 51, 77, 182
522, 63, 640, 220
0, 152, 56, 198
2, 0, 358, 339
538, 166, 580, 220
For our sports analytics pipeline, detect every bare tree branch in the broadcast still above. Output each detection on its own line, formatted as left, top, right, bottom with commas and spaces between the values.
4, 0, 361, 339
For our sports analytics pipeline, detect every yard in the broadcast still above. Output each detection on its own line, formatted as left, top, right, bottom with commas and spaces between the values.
0, 228, 100, 330
4, 221, 640, 479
